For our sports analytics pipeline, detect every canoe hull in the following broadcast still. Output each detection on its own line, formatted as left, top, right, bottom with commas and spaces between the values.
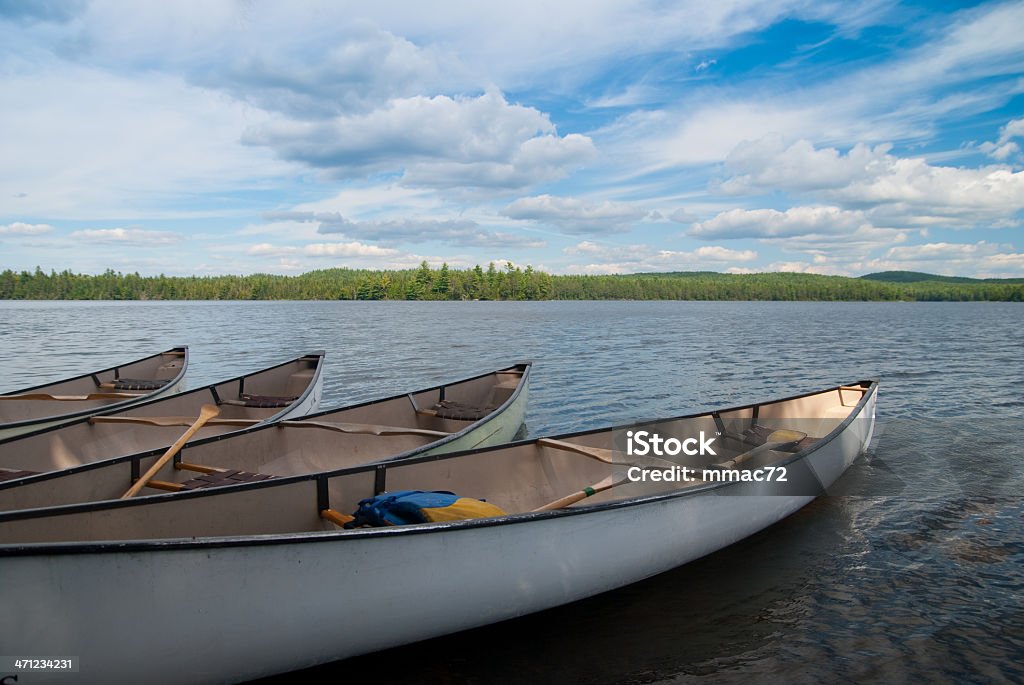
0, 386, 872, 685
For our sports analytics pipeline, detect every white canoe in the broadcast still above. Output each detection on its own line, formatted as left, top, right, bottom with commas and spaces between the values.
0, 380, 876, 685
0, 351, 325, 488
0, 362, 529, 511
0, 347, 188, 441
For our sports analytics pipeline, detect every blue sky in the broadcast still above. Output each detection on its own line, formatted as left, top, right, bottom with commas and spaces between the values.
1, 1, 1022, 277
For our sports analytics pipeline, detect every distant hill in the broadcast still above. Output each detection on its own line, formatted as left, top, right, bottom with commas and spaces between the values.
860, 271, 1024, 284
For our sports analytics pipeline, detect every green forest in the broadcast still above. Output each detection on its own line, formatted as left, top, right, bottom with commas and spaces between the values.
1, 264, 1021, 302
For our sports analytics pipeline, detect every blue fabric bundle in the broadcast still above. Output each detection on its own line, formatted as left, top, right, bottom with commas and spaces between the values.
345, 490, 506, 528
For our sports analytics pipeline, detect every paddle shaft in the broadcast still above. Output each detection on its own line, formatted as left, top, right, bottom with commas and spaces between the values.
533, 475, 621, 511
121, 404, 220, 499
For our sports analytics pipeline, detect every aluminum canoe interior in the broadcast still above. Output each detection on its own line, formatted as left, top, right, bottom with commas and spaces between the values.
0, 380, 875, 546
0, 351, 324, 485
0, 362, 530, 512
0, 347, 188, 433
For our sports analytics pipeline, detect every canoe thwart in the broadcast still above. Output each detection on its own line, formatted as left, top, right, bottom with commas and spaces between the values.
144, 480, 185, 492
278, 420, 452, 439
89, 415, 260, 428
174, 462, 229, 475
0, 392, 143, 401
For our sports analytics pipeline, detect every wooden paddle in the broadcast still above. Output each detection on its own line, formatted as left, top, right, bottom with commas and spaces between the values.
533, 474, 622, 511
121, 404, 220, 499
533, 436, 707, 511
713, 429, 807, 470
0, 392, 140, 401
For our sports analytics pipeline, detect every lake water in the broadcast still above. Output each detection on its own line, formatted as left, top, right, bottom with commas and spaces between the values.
1, 300, 1021, 683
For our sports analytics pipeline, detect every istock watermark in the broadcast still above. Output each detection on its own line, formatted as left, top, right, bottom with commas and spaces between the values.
622, 430, 789, 484
626, 430, 717, 457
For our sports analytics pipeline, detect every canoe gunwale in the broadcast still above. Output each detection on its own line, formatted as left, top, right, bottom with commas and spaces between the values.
0, 377, 874, 557
0, 346, 190, 434
0, 360, 530, 500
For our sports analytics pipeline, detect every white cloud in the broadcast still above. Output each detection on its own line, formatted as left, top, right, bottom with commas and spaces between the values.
980, 117, 1024, 161
246, 243, 299, 257
563, 240, 756, 273
0, 222, 54, 235
243, 91, 596, 189
303, 242, 399, 257
503, 194, 649, 234
259, 211, 546, 248
70, 228, 184, 245
689, 205, 914, 273
979, 141, 1020, 161
719, 138, 888, 194
242, 239, 489, 272
691, 206, 869, 239
716, 138, 1024, 228
246, 240, 398, 258
692, 245, 758, 261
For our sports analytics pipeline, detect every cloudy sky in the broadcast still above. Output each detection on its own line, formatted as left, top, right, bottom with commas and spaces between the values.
1, 1, 1023, 277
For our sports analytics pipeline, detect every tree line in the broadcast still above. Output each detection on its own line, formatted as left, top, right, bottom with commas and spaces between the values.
1, 263, 1021, 302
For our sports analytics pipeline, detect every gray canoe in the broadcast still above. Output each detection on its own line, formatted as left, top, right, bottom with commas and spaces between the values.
0, 379, 873, 685
0, 346, 188, 440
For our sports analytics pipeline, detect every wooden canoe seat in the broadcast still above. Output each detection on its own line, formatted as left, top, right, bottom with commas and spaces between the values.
737, 424, 819, 452
222, 393, 298, 408
424, 377, 520, 421
0, 467, 38, 483
109, 378, 170, 391
430, 400, 497, 421
178, 469, 277, 490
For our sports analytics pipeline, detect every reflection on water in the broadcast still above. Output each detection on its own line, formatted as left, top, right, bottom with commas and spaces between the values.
1, 300, 1020, 683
